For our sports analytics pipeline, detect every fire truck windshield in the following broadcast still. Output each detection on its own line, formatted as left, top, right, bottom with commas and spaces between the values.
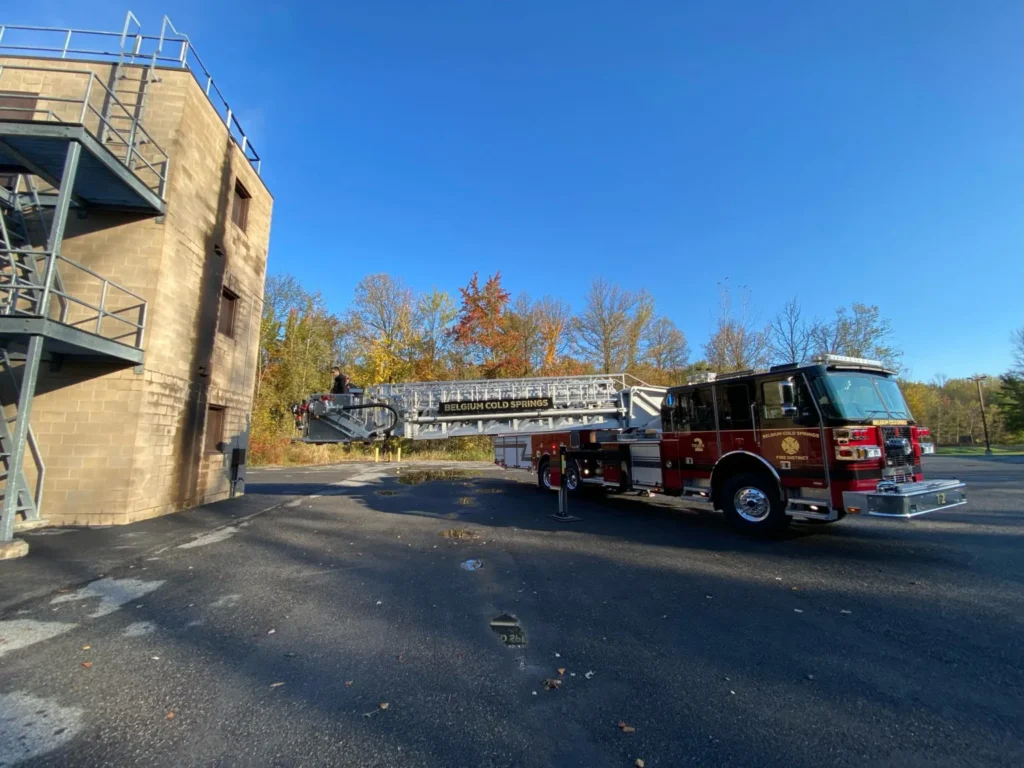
813, 372, 914, 422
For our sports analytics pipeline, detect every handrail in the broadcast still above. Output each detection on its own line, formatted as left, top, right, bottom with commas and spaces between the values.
0, 248, 147, 350
0, 64, 170, 198
0, 16, 262, 173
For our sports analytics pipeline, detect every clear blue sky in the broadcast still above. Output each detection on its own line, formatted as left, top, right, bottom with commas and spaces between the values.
23, 0, 1024, 379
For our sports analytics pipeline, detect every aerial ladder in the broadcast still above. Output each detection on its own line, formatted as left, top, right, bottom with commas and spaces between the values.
296, 373, 666, 443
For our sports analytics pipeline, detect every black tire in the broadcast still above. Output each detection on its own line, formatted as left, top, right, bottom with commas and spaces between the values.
537, 457, 551, 491
565, 460, 580, 493
617, 458, 631, 493
537, 457, 580, 492
720, 471, 791, 535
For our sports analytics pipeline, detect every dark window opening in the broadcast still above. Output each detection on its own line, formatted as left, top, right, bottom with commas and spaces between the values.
0, 91, 40, 121
231, 180, 251, 231
205, 405, 226, 453
760, 376, 819, 426
664, 386, 716, 432
218, 287, 238, 337
717, 383, 753, 430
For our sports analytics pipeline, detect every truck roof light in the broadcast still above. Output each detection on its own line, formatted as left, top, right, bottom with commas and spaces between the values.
811, 353, 888, 370
687, 371, 717, 384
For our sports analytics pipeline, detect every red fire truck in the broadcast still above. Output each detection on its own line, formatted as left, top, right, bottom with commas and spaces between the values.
524, 354, 966, 533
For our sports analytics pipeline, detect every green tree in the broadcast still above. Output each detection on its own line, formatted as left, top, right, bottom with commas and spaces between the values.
996, 328, 1024, 436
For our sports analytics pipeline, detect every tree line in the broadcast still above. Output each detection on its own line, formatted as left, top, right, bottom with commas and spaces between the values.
250, 272, 1023, 461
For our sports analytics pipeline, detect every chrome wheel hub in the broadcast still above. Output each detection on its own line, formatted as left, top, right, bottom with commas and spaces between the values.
735, 487, 771, 522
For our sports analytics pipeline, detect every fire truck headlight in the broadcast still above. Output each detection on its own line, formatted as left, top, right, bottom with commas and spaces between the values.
836, 445, 882, 461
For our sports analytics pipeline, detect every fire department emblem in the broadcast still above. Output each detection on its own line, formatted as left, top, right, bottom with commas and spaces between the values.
781, 437, 800, 456
692, 437, 704, 452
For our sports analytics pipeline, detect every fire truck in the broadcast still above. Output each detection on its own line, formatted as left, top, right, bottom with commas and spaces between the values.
297, 355, 966, 534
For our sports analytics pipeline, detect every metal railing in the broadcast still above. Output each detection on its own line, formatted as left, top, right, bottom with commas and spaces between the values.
0, 248, 146, 350
0, 63, 170, 198
0, 13, 262, 173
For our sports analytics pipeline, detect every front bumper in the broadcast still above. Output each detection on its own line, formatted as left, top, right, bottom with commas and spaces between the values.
842, 479, 967, 519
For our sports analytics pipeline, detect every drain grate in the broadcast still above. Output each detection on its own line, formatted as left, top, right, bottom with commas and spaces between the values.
489, 613, 526, 646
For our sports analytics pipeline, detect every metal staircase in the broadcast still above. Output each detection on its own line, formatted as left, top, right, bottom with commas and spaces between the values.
0, 175, 64, 320
301, 374, 667, 443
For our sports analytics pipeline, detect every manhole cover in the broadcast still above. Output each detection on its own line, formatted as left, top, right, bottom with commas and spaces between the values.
490, 613, 526, 646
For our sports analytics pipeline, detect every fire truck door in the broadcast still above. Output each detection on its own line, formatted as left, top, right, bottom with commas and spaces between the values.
755, 376, 826, 490
674, 385, 719, 479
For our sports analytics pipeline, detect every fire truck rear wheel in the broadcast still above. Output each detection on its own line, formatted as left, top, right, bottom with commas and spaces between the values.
721, 472, 790, 534
536, 457, 580, 492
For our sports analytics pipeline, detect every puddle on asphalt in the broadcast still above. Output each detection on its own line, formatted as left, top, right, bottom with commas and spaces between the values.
490, 613, 526, 646
376, 490, 399, 496
440, 528, 479, 539
460, 559, 483, 571
398, 470, 483, 485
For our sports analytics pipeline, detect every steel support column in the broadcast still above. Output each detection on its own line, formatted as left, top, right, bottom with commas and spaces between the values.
0, 141, 80, 541
0, 335, 42, 542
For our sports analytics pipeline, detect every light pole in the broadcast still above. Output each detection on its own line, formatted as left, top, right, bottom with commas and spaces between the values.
970, 374, 993, 456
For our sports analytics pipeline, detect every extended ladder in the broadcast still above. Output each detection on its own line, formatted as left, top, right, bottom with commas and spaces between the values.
300, 373, 666, 443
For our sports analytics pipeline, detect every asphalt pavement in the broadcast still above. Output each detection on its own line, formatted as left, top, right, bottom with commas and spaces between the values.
1, 456, 1021, 767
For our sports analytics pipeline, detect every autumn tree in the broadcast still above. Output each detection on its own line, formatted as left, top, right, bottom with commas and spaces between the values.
574, 278, 656, 373
635, 317, 689, 384
251, 276, 342, 458
452, 273, 523, 378
703, 285, 767, 372
810, 303, 901, 370
411, 289, 457, 380
345, 274, 418, 384
535, 296, 575, 374
766, 297, 812, 364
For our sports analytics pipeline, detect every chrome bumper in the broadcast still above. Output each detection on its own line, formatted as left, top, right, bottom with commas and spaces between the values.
842, 479, 966, 519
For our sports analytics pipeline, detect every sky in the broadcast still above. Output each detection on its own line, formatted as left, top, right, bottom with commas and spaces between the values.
17, 0, 1024, 380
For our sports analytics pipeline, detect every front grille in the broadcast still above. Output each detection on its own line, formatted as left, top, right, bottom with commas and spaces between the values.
881, 426, 913, 469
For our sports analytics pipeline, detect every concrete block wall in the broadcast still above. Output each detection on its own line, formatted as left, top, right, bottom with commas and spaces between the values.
3, 57, 272, 526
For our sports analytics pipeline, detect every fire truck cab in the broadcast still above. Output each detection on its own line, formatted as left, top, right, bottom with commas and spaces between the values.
537, 355, 966, 534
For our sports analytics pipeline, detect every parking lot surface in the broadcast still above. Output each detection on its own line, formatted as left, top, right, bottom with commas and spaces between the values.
1, 456, 1021, 767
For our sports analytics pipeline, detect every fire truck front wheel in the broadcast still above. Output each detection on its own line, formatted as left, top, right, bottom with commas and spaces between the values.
720, 472, 791, 534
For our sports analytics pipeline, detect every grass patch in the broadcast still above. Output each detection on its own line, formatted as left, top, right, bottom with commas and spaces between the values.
440, 528, 478, 539
250, 435, 493, 467
934, 445, 1024, 456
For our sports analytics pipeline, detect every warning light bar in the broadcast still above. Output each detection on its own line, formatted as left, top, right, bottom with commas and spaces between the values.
812, 354, 890, 371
